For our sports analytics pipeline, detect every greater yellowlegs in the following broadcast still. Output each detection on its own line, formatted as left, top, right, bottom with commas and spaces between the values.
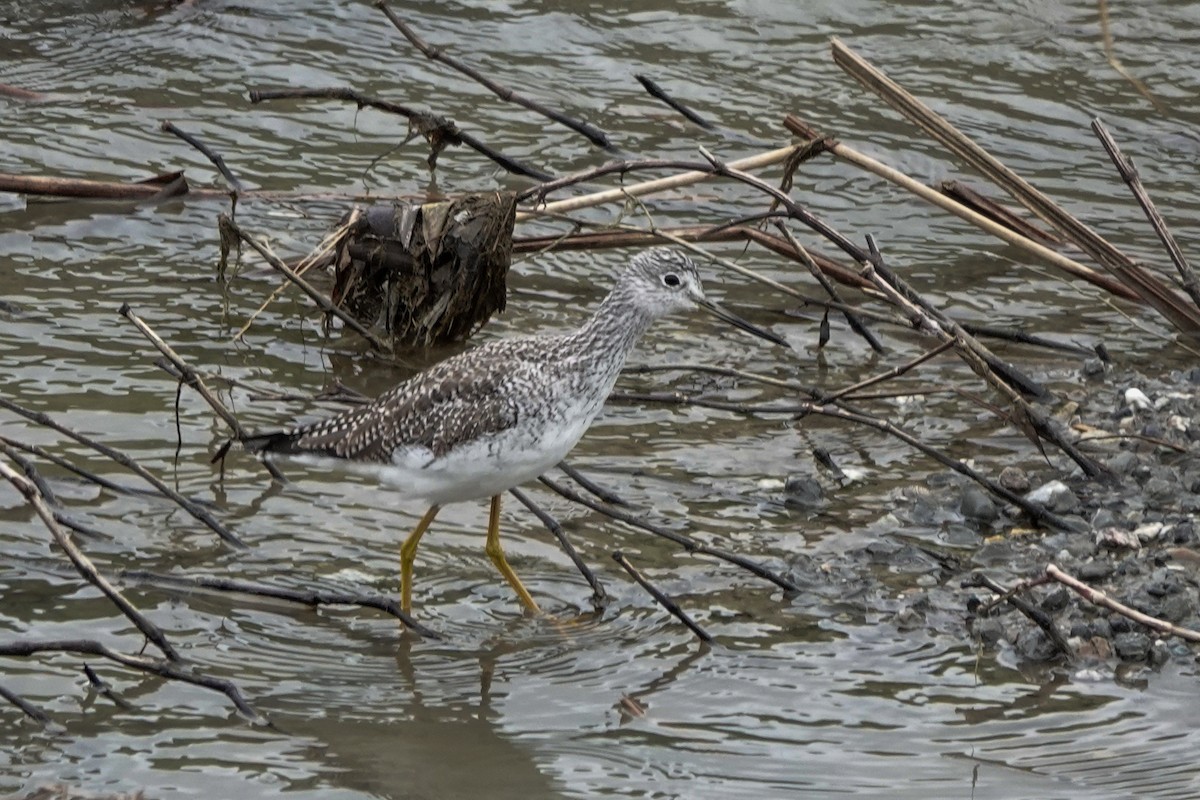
244, 248, 784, 615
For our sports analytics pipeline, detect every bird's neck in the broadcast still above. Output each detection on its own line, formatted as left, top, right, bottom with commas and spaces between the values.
570, 284, 657, 361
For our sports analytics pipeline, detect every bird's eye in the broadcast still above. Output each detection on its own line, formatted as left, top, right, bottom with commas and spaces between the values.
662, 273, 681, 288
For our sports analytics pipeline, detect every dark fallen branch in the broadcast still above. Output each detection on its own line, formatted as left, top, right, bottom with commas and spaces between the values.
557, 461, 628, 506
537, 475, 800, 593
160, 120, 245, 193
508, 487, 607, 605
1091, 118, 1200, 310
0, 398, 245, 547
0, 639, 267, 725
377, 2, 615, 151
83, 663, 136, 711
0, 170, 191, 201
612, 551, 713, 643
0, 461, 181, 660
0, 681, 54, 727
219, 214, 390, 354
962, 571, 1073, 659
0, 435, 171, 501
634, 74, 713, 129
248, 86, 552, 180
606, 389, 1073, 530
119, 570, 440, 639
119, 304, 285, 481
775, 224, 884, 353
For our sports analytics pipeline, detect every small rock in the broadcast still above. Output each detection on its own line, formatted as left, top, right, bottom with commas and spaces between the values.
1015, 628, 1059, 662
972, 616, 1006, 647
1108, 614, 1136, 634
998, 466, 1031, 493
1041, 587, 1070, 613
1133, 522, 1165, 544
783, 475, 825, 509
1105, 451, 1139, 475
1076, 635, 1113, 660
1025, 480, 1079, 513
1149, 640, 1172, 667
1096, 527, 1140, 550
1089, 617, 1112, 639
1124, 387, 1152, 411
1113, 631, 1152, 661
1082, 357, 1106, 377
1157, 594, 1191, 624
1078, 561, 1114, 581
1168, 522, 1197, 545
960, 487, 998, 522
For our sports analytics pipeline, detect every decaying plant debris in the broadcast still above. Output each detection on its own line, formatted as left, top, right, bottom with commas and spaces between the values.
2, 1, 1199, 727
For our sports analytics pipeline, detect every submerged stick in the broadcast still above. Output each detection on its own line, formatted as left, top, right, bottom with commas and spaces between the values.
508, 487, 607, 605
0, 462, 180, 660
613, 551, 713, 643
538, 475, 800, 592
1091, 118, 1200, 309
0, 682, 54, 727
0, 639, 267, 724
634, 74, 714, 129
160, 120, 245, 193
962, 572, 1073, 658
0, 397, 245, 547
220, 214, 389, 354
377, 2, 614, 151
120, 570, 439, 639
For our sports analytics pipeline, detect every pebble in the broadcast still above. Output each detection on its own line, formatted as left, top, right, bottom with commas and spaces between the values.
1124, 387, 1152, 411
783, 475, 825, 509
998, 466, 1031, 493
1025, 480, 1079, 513
960, 487, 998, 522
1113, 631, 1152, 661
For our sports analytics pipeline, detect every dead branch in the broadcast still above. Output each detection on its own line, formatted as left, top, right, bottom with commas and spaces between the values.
613, 551, 713, 643
537, 475, 801, 592
1091, 118, 1200, 308
118, 304, 285, 481
248, 85, 553, 180
0, 398, 245, 547
828, 39, 1200, 335
0, 681, 55, 727
219, 214, 390, 354
377, 2, 614, 151
0, 639, 267, 724
508, 488, 607, 605
160, 120, 244, 193
962, 572, 1073, 658
1046, 564, 1200, 643
0, 461, 180, 660
634, 74, 714, 129
119, 570, 439, 639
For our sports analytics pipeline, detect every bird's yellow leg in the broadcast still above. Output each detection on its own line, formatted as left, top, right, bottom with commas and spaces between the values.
484, 494, 541, 614
400, 505, 441, 615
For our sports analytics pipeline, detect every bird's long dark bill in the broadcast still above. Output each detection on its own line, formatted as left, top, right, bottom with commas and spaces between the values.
698, 298, 787, 346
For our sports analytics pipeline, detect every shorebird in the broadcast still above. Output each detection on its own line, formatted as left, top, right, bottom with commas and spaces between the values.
244, 248, 784, 615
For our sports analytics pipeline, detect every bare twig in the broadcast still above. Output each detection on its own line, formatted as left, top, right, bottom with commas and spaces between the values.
962, 571, 1073, 658
508, 488, 607, 605
118, 304, 286, 481
160, 120, 244, 193
0, 398, 245, 547
612, 551, 713, 643
0, 639, 267, 724
119, 570, 439, 639
1046, 564, 1200, 643
377, 2, 615, 151
219, 214, 390, 354
0, 461, 181, 660
1091, 118, 1200, 308
249, 86, 552, 180
634, 74, 713, 129
557, 461, 628, 506
538, 475, 800, 592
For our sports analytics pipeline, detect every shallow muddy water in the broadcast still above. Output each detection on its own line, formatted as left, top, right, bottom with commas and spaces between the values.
2, 1, 1200, 798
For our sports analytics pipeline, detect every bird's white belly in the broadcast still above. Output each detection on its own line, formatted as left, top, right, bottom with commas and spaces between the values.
382, 397, 600, 506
